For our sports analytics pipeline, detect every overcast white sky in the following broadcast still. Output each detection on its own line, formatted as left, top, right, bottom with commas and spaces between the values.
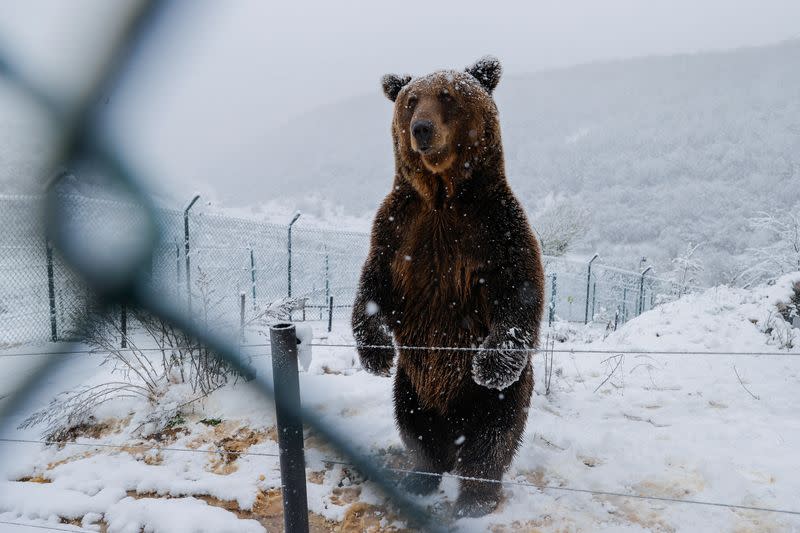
2, 0, 799, 200
133, 0, 800, 124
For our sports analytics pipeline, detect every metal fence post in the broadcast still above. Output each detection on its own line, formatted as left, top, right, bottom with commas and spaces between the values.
548, 272, 557, 327
585, 253, 599, 324
184, 194, 200, 317
638, 266, 653, 315
324, 247, 330, 307
269, 323, 310, 533
622, 287, 628, 323
175, 242, 181, 298
240, 293, 246, 342
591, 281, 596, 321
328, 296, 334, 333
57, 287, 66, 332
287, 211, 301, 297
250, 248, 257, 310
45, 240, 58, 342
120, 304, 127, 348
638, 288, 644, 315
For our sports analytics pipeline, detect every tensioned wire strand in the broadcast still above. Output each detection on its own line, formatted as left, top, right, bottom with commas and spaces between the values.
0, 520, 92, 532
2, 437, 799, 518
1, 342, 798, 358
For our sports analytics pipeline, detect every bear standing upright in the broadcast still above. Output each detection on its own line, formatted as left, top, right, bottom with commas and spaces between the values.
351, 56, 545, 517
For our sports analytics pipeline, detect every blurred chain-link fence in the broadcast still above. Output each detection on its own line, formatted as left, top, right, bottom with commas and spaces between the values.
1, 193, 685, 346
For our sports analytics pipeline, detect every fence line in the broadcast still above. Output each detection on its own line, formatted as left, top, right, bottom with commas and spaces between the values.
3, 437, 799, 519
0, 193, 689, 347
1, 342, 799, 359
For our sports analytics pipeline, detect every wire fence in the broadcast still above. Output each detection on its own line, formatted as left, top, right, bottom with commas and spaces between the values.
5, 336, 800, 530
0, 193, 686, 347
3, 343, 800, 360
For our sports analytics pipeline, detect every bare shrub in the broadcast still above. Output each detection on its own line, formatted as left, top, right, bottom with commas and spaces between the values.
741, 209, 800, 285
533, 198, 591, 257
760, 309, 796, 350
594, 354, 625, 393
776, 281, 800, 325
670, 242, 704, 295
20, 306, 239, 441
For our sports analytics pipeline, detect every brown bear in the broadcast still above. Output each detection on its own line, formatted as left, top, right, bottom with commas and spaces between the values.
351, 56, 545, 517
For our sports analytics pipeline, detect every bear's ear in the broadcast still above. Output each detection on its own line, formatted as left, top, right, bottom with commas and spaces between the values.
381, 74, 412, 102
465, 55, 502, 94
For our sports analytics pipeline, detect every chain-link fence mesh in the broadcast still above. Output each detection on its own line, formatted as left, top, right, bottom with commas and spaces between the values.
0, 195, 49, 345
542, 256, 683, 325
1, 193, 686, 347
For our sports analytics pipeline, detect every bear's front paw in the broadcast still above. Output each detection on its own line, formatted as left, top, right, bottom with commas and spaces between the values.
471, 345, 527, 390
358, 346, 395, 376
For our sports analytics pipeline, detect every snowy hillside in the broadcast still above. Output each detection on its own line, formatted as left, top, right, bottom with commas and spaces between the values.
3, 41, 798, 281
1, 273, 798, 532
218, 40, 800, 281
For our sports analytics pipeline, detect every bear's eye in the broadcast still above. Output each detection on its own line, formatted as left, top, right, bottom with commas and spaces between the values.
406, 95, 418, 109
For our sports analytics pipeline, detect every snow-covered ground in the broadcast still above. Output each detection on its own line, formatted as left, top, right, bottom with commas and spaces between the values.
1, 274, 799, 532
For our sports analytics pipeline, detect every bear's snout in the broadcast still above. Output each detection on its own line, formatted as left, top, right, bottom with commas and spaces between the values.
411, 119, 434, 151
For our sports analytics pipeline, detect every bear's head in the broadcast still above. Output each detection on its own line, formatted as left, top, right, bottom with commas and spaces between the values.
382, 56, 503, 194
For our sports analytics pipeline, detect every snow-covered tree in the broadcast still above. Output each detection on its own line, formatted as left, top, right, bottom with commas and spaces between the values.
533, 198, 591, 257
670, 242, 703, 294
742, 207, 800, 284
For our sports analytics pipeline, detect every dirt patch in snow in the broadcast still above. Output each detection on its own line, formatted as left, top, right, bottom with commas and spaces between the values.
187, 421, 276, 449
180, 421, 276, 475
58, 415, 130, 442
308, 469, 326, 484
122, 488, 407, 532
339, 501, 409, 533
46, 450, 99, 470
489, 519, 549, 533
597, 497, 676, 533
330, 486, 362, 506
520, 467, 567, 489
732, 509, 792, 533
206, 426, 272, 475
16, 474, 51, 483
632, 470, 705, 499
62, 518, 107, 532
145, 423, 190, 443
303, 429, 339, 457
